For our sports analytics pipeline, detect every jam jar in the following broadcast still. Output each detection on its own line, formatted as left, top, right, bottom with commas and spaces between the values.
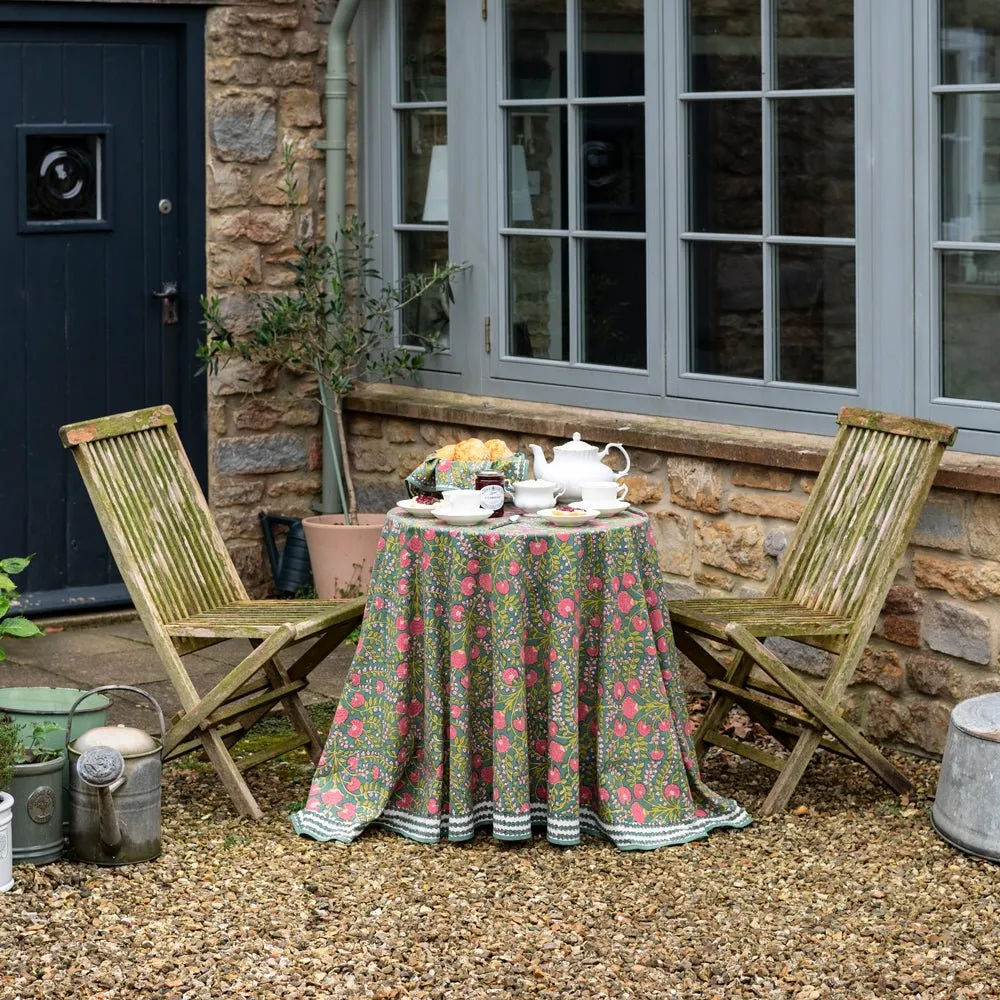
474, 469, 506, 518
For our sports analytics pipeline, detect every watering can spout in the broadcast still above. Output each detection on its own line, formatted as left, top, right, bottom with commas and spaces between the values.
259, 514, 314, 596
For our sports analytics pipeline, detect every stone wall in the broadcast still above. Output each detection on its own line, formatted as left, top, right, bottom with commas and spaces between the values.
341, 387, 1000, 759
203, 0, 349, 591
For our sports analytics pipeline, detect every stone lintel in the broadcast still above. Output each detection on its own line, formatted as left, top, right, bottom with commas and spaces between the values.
346, 385, 1000, 496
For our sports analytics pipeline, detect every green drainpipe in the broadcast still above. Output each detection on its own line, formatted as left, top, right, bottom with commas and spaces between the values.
319, 0, 364, 516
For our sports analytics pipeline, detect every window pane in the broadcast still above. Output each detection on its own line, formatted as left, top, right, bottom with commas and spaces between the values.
401, 231, 451, 348
400, 0, 447, 102
941, 250, 1000, 402
777, 245, 856, 387
508, 108, 566, 229
508, 0, 567, 100
583, 240, 646, 368
689, 0, 761, 93
777, 97, 854, 238
941, 93, 1000, 242
690, 242, 764, 378
689, 100, 762, 234
776, 0, 853, 90
509, 235, 569, 360
582, 105, 645, 232
942, 0, 1000, 86
581, 0, 644, 98
399, 111, 448, 224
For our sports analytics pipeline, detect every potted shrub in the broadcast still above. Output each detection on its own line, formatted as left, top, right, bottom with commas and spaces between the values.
200, 150, 465, 597
0, 555, 45, 887
5, 719, 64, 866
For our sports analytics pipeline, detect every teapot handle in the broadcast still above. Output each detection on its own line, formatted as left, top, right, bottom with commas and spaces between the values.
600, 442, 631, 478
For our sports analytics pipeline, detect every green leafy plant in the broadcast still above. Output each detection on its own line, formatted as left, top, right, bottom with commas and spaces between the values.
15, 722, 62, 766
199, 146, 466, 524
0, 556, 42, 661
0, 716, 16, 793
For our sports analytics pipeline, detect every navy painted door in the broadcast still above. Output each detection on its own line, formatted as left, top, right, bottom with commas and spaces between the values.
0, 17, 206, 613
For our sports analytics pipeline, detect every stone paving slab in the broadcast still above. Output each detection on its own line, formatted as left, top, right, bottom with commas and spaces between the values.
1, 612, 354, 731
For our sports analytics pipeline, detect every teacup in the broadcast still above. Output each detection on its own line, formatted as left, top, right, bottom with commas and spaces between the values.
442, 489, 488, 514
580, 480, 628, 507
507, 478, 565, 513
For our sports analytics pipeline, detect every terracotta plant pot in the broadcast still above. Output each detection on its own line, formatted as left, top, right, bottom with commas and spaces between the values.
302, 514, 386, 600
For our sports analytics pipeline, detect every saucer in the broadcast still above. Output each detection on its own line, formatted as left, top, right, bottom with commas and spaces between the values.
536, 506, 600, 527
569, 499, 630, 518
432, 506, 494, 526
396, 497, 443, 518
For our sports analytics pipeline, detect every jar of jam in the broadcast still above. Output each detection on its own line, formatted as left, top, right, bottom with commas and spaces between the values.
475, 469, 506, 518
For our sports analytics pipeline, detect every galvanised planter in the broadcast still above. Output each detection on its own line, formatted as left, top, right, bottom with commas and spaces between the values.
10, 754, 64, 865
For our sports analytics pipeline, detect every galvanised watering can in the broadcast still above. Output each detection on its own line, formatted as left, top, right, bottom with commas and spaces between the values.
260, 513, 313, 596
66, 685, 164, 866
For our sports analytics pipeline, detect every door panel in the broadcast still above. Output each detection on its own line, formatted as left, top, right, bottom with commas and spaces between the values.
0, 19, 205, 612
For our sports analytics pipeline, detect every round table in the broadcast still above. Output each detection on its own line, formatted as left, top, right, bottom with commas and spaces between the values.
291, 509, 750, 849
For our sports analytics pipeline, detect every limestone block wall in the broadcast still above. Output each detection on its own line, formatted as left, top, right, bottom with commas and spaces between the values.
339, 390, 1000, 759
202, 0, 349, 591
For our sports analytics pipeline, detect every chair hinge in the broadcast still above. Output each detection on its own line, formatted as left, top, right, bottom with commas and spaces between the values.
484, 316, 492, 354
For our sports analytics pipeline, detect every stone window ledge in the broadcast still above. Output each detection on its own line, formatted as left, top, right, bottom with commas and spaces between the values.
346, 384, 1000, 496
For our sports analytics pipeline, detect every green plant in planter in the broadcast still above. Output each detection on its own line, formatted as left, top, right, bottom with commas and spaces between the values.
0, 555, 44, 793
198, 147, 466, 523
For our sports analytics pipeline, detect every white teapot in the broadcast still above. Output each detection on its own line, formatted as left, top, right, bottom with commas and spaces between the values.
527, 433, 630, 501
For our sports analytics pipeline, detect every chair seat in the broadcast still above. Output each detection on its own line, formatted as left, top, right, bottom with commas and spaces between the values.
164, 599, 364, 640
669, 598, 854, 640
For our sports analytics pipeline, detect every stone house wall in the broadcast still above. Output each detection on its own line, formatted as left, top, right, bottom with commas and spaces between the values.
202, 0, 346, 589
336, 384, 1000, 759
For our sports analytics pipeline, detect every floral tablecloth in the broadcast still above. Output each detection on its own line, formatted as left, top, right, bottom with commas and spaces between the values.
291, 509, 750, 849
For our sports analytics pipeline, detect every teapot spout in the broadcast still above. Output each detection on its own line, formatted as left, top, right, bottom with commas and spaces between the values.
527, 443, 549, 480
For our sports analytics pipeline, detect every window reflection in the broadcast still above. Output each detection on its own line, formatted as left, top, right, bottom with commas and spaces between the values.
942, 0, 1000, 85
400, 0, 447, 102
689, 0, 761, 93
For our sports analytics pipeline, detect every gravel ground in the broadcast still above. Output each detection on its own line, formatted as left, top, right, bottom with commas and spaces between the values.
2, 705, 999, 1000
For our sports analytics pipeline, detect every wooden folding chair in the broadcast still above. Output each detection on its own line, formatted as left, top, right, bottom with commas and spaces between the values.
669, 408, 956, 815
60, 405, 366, 820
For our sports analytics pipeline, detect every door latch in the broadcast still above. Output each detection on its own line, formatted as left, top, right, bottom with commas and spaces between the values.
153, 281, 179, 325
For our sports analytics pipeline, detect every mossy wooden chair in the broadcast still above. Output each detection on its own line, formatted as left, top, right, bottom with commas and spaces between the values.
60, 405, 366, 820
668, 408, 957, 815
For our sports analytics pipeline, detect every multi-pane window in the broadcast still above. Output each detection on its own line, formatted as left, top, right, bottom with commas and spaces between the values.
396, 0, 451, 348
503, 0, 647, 369
684, 0, 856, 389
937, 1, 1000, 404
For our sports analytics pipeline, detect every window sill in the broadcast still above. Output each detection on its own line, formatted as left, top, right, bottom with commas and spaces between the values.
346, 384, 1000, 496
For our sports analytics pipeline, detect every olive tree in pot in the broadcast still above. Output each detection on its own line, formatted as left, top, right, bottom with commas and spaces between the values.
200, 157, 465, 598
0, 556, 46, 888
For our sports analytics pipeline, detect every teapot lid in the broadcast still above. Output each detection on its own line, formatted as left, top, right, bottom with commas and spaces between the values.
554, 432, 598, 453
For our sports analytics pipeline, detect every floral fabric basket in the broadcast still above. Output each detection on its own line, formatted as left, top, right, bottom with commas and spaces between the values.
405, 453, 529, 497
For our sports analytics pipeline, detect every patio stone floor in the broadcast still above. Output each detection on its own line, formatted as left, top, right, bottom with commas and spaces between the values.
2, 616, 998, 998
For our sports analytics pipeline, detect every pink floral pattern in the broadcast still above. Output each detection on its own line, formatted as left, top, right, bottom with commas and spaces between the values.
291, 510, 750, 849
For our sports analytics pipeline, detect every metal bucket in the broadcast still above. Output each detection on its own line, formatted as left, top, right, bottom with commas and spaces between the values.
0, 686, 110, 831
66, 686, 164, 866
932, 693, 1000, 862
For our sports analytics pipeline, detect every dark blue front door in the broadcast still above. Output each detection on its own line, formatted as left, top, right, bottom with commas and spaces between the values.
0, 9, 206, 613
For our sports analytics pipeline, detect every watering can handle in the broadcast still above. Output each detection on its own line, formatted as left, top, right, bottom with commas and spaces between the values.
65, 685, 166, 748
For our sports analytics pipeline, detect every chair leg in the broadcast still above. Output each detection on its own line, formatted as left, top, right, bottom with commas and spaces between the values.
252, 641, 324, 764
761, 729, 823, 815
198, 728, 265, 821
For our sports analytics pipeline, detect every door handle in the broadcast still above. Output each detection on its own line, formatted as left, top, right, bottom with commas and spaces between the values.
152, 281, 179, 325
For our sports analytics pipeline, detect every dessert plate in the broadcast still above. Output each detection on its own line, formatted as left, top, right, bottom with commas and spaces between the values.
396, 497, 443, 518
536, 506, 599, 527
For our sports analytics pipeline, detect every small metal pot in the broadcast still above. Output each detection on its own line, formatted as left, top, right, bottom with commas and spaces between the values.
932, 693, 1000, 862
66, 685, 164, 866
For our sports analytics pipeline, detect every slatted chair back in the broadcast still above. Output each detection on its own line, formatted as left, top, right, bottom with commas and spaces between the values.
771, 409, 956, 626
60, 406, 247, 633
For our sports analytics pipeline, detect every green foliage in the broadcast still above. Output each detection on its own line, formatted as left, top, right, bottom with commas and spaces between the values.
198, 145, 466, 519
0, 716, 16, 793
15, 722, 63, 765
0, 555, 42, 663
